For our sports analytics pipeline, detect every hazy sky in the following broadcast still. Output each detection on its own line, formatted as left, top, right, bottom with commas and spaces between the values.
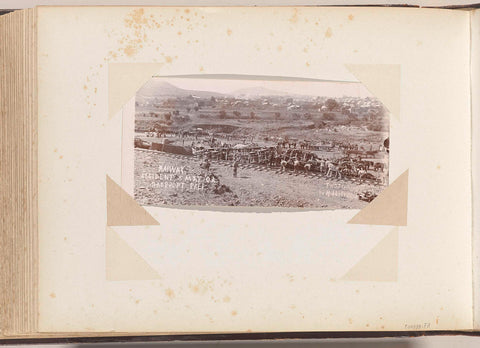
151, 77, 374, 98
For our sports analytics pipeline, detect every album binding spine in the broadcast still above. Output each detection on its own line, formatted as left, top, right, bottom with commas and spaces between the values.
0, 8, 38, 337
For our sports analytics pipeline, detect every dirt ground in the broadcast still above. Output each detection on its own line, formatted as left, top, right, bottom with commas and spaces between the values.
134, 149, 386, 209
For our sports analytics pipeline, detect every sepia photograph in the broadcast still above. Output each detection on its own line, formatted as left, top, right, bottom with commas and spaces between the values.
133, 76, 389, 209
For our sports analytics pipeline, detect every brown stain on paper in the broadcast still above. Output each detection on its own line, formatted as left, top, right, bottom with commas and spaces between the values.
123, 45, 139, 57
127, 8, 148, 26
106, 8, 165, 62
289, 8, 299, 24
325, 27, 333, 38
189, 278, 213, 295
165, 288, 175, 299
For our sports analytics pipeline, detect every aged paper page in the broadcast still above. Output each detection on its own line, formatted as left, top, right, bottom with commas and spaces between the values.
37, 7, 472, 332
471, 9, 480, 330
7, 0, 480, 8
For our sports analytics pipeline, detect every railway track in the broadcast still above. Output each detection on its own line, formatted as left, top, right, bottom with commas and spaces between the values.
135, 148, 383, 187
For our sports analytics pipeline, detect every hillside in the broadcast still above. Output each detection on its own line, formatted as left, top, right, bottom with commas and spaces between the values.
232, 86, 289, 97
137, 80, 225, 98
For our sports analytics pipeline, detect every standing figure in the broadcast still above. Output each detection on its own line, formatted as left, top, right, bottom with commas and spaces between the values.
280, 159, 288, 172
233, 159, 239, 177
269, 151, 276, 167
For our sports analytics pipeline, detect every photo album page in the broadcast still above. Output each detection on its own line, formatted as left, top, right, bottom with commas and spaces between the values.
36, 6, 472, 333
